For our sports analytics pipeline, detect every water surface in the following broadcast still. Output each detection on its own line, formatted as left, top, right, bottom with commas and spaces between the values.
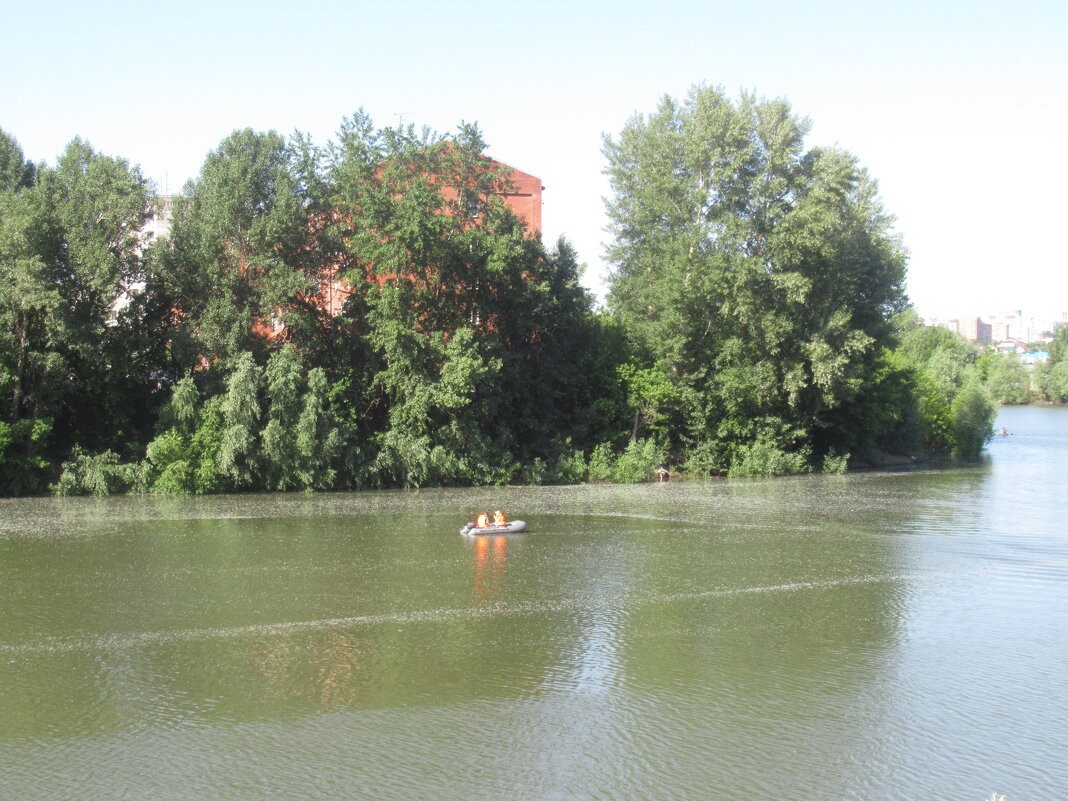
2, 406, 1066, 800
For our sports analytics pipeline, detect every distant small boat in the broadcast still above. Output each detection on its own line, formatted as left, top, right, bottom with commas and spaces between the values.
460, 520, 528, 535
998, 427, 1009, 436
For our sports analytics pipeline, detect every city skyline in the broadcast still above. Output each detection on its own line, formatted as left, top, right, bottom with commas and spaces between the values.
924, 308, 1067, 344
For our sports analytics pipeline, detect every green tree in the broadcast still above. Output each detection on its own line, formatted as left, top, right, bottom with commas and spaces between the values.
365, 284, 507, 486
889, 315, 994, 457
257, 344, 341, 491
261, 344, 303, 490
1047, 326, 1068, 366
144, 428, 197, 494
143, 376, 226, 494
0, 417, 51, 495
158, 129, 318, 369
618, 362, 682, 442
216, 352, 262, 489
603, 86, 907, 472
328, 114, 598, 485
0, 128, 35, 192
293, 367, 341, 490
0, 174, 60, 427
916, 373, 956, 454
0, 137, 153, 462
951, 380, 996, 459
986, 353, 1032, 404
819, 347, 922, 462
1035, 359, 1068, 403
52, 446, 146, 496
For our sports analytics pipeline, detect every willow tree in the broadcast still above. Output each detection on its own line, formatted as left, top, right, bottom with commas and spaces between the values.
603, 86, 908, 472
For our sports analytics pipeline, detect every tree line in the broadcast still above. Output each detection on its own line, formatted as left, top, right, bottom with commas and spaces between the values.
0, 86, 999, 496
973, 328, 1068, 405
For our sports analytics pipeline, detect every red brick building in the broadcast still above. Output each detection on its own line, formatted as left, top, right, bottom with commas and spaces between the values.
497, 164, 543, 234
313, 157, 543, 321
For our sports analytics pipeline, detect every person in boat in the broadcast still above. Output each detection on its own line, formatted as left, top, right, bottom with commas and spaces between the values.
476, 512, 490, 528
493, 510, 507, 526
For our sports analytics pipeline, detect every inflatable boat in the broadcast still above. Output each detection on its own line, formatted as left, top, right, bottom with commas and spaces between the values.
460, 520, 528, 535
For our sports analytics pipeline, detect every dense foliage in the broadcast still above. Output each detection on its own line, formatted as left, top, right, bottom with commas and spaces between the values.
964, 324, 1068, 406
890, 311, 996, 459
0, 94, 1002, 496
0, 127, 156, 493
1030, 326, 1068, 403
603, 86, 913, 473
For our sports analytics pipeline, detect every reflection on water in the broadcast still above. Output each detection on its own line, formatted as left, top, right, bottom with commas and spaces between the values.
1, 407, 1066, 800
469, 532, 509, 605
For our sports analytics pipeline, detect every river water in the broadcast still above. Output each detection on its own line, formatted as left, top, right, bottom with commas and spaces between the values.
2, 406, 1066, 801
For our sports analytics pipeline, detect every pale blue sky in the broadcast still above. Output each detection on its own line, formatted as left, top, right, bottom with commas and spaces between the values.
4, 0, 1066, 317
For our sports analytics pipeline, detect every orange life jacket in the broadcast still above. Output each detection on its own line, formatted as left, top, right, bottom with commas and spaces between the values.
476, 513, 489, 527
493, 511, 507, 525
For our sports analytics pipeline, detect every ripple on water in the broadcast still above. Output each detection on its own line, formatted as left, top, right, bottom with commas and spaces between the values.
3, 411, 1068, 800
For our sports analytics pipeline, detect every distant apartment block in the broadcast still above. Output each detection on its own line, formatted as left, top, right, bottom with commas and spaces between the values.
984, 311, 1023, 342
108, 195, 177, 324
926, 309, 1067, 344
142, 195, 175, 245
925, 316, 992, 345
958, 317, 993, 345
